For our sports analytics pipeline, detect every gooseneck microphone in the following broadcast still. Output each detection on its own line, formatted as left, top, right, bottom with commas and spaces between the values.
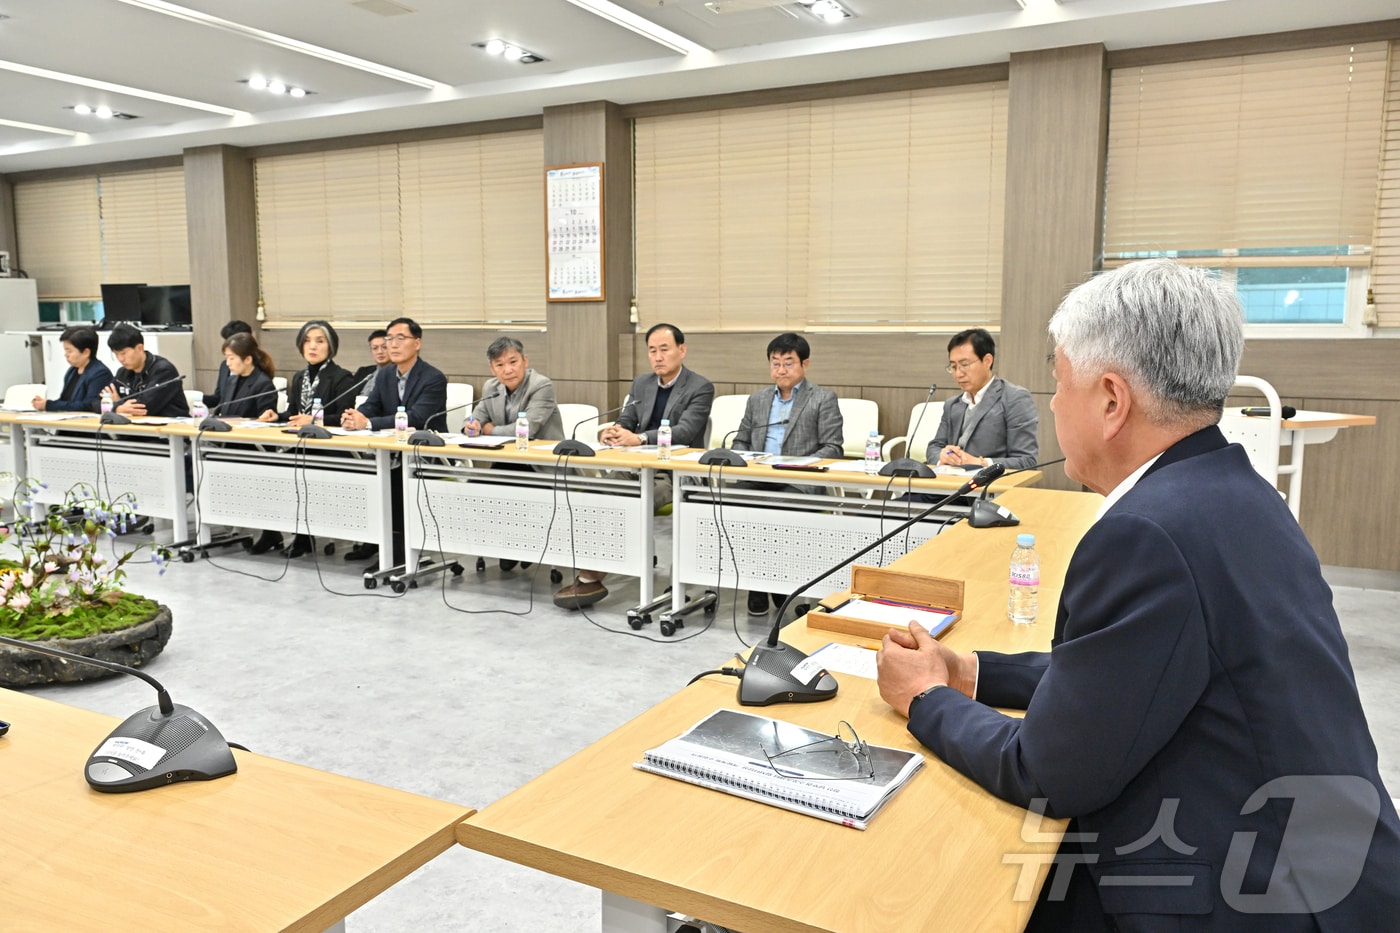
0, 634, 237, 793
198, 385, 281, 433
554, 398, 636, 457
966, 457, 1067, 528
297, 377, 376, 439
1242, 405, 1296, 420
98, 374, 187, 426
880, 384, 938, 478
740, 463, 1005, 706
698, 417, 790, 467
402, 389, 504, 447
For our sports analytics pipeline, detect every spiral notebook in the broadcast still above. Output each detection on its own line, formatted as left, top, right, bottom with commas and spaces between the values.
634, 709, 924, 830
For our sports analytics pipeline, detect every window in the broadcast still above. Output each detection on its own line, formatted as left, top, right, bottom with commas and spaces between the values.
634, 82, 1008, 334
1105, 43, 1389, 336
255, 130, 545, 326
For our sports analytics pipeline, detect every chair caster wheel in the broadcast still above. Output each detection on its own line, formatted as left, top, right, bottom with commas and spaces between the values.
179, 551, 194, 563
391, 581, 407, 594
659, 620, 676, 636
324, 542, 336, 556
550, 569, 563, 584
451, 563, 465, 577
476, 558, 486, 572
365, 577, 378, 590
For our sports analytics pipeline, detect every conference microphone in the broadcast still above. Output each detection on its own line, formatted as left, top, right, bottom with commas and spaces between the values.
1242, 405, 1296, 420
197, 384, 281, 433
880, 383, 938, 478
0, 633, 237, 793
698, 417, 791, 467
741, 463, 1005, 706
553, 397, 636, 457
98, 374, 187, 425
967, 457, 1067, 528
406, 388, 513, 447
296, 377, 380, 439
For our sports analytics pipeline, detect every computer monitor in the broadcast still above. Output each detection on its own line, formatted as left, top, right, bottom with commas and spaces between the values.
138, 285, 192, 328
99, 283, 145, 329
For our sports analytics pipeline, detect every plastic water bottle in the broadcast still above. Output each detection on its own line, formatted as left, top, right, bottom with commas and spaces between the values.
864, 430, 881, 474
657, 418, 672, 461
515, 412, 530, 450
394, 406, 409, 443
100, 394, 113, 416
1008, 533, 1039, 625
311, 398, 324, 427
190, 398, 207, 421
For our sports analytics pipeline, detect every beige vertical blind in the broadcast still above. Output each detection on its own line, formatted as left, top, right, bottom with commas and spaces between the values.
1372, 42, 1400, 328
635, 81, 1008, 333
256, 129, 545, 325
99, 166, 190, 285
1105, 43, 1389, 266
13, 176, 103, 300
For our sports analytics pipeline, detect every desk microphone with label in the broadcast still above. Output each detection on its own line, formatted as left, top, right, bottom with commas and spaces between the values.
879, 383, 938, 478
98, 375, 186, 426
966, 457, 1067, 528
198, 385, 281, 433
554, 398, 636, 457
699, 418, 790, 467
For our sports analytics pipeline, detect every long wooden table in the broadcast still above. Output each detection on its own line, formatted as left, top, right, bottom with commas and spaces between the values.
0, 686, 473, 932
455, 486, 1103, 932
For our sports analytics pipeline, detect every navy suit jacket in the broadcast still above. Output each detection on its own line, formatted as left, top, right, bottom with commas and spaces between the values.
909, 426, 1400, 930
48, 360, 113, 412
359, 358, 447, 432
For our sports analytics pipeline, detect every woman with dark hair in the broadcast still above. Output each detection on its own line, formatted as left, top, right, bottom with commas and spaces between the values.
257, 320, 355, 427
33, 326, 113, 412
207, 332, 277, 419
251, 321, 355, 558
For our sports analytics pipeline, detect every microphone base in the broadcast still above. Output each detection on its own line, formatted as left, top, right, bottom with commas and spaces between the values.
85, 703, 238, 793
99, 412, 132, 426
296, 424, 333, 439
738, 642, 839, 707
407, 430, 445, 447
698, 448, 748, 467
879, 457, 934, 478
968, 495, 1020, 528
198, 416, 232, 432
552, 439, 595, 456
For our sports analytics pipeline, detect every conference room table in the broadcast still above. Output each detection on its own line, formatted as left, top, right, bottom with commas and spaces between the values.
0, 411, 190, 541
1276, 410, 1377, 521
0, 686, 473, 932
455, 485, 1104, 932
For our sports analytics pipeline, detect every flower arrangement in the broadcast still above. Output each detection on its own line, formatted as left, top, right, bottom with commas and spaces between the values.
0, 478, 172, 641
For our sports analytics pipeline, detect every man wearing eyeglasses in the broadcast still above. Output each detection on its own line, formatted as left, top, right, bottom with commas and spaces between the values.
341, 317, 447, 433
732, 332, 844, 616
925, 328, 1038, 471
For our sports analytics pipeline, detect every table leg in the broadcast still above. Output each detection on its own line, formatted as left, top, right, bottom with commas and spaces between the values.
377, 449, 394, 573
9, 422, 27, 479
168, 435, 189, 542
1286, 430, 1306, 522
671, 471, 685, 615
601, 891, 669, 933
639, 467, 654, 605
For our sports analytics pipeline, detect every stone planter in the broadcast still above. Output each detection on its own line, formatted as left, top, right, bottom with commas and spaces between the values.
0, 603, 172, 687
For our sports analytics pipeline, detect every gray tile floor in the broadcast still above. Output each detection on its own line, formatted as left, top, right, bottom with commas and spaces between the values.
8, 522, 1399, 932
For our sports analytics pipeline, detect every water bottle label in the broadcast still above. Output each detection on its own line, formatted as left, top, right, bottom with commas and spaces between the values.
1010, 565, 1039, 586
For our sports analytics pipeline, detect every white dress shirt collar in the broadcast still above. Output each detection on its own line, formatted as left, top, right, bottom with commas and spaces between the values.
1096, 453, 1164, 520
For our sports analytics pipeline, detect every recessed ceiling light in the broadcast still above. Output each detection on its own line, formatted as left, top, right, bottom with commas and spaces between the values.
801, 0, 852, 23
239, 78, 316, 97
74, 103, 92, 115
67, 105, 140, 120
248, 75, 268, 90
473, 40, 547, 65
268, 80, 286, 94
289, 86, 306, 98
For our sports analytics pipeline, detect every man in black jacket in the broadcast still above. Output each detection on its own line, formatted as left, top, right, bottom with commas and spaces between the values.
100, 324, 190, 418
340, 318, 446, 432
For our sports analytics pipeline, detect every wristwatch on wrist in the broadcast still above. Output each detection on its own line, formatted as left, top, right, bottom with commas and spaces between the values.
908, 683, 946, 714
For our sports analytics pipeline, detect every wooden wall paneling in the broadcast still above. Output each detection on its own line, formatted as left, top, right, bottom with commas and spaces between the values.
1238, 340, 1400, 403
0, 176, 17, 267
1294, 399, 1399, 571
543, 102, 632, 408
675, 332, 950, 388
183, 145, 259, 387
1000, 45, 1109, 396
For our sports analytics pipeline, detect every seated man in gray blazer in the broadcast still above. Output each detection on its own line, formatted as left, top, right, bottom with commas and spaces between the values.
733, 332, 844, 616
464, 336, 564, 441
554, 322, 715, 609
925, 328, 1039, 472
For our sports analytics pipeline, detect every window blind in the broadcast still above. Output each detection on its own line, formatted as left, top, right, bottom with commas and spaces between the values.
1372, 42, 1400, 328
634, 82, 1007, 334
13, 176, 103, 300
99, 166, 190, 286
255, 130, 544, 325
1105, 43, 1389, 267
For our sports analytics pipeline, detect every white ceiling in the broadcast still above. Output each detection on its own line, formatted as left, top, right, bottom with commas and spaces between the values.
0, 0, 1394, 171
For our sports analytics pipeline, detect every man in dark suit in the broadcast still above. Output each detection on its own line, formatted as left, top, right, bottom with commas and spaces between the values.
733, 332, 844, 615
925, 327, 1039, 471
554, 322, 714, 609
340, 317, 447, 566
351, 328, 390, 398
877, 259, 1400, 931
340, 317, 447, 433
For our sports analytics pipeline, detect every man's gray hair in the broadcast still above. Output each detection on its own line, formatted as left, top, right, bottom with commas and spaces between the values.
1049, 259, 1243, 427
486, 336, 526, 361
